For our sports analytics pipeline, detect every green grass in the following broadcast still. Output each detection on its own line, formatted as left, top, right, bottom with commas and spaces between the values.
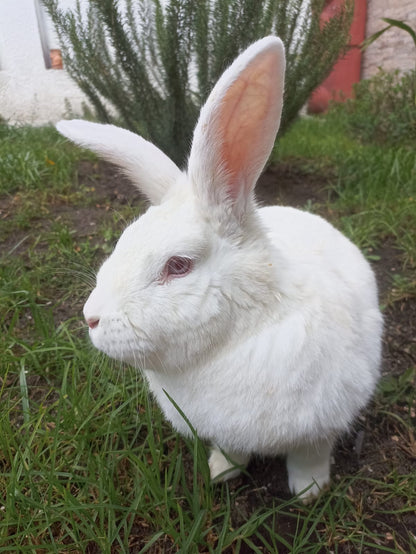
1, 123, 415, 552
0, 125, 94, 195
276, 116, 416, 264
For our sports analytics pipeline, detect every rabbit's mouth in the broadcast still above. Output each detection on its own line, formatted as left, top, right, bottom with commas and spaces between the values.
86, 314, 153, 366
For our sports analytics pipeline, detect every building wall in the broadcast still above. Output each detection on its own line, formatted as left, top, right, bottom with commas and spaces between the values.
363, 0, 416, 78
0, 0, 88, 125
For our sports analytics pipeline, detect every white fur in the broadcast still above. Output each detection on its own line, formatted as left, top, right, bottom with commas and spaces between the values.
57, 37, 382, 500
209, 448, 250, 481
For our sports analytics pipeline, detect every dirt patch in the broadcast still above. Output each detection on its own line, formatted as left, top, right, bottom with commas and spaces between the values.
257, 162, 333, 209
76, 159, 145, 206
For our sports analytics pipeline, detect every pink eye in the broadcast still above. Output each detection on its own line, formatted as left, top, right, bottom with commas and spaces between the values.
164, 256, 193, 279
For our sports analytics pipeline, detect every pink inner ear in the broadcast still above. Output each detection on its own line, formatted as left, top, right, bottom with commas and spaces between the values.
218, 50, 281, 200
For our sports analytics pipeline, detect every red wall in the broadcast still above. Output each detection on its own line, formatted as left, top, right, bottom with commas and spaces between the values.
308, 0, 367, 113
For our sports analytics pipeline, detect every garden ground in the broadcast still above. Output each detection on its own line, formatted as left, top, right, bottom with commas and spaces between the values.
1, 120, 415, 552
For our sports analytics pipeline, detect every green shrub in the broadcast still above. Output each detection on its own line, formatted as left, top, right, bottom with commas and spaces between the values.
43, 0, 353, 166
329, 69, 416, 145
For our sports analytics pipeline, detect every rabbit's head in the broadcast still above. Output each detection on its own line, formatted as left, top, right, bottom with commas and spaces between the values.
57, 37, 285, 371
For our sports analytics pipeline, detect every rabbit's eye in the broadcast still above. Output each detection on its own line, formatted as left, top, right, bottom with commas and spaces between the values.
164, 256, 193, 279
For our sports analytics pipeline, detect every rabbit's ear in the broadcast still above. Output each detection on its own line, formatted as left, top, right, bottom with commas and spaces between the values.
56, 120, 182, 205
188, 36, 285, 219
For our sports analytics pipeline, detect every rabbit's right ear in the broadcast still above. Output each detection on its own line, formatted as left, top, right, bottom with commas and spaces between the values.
188, 37, 285, 221
56, 120, 182, 205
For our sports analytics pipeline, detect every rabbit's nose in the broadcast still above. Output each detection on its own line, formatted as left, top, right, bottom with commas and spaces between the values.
84, 288, 103, 329
86, 317, 100, 329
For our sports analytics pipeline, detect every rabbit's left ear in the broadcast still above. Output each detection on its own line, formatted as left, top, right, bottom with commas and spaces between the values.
188, 36, 285, 219
56, 120, 182, 205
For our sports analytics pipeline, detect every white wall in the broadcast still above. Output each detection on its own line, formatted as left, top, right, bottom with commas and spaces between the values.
0, 0, 89, 125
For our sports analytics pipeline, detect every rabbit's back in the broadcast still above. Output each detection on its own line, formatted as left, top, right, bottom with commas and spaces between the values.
259, 205, 377, 301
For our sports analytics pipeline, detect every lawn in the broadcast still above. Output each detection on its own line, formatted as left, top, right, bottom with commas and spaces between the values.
0, 117, 415, 553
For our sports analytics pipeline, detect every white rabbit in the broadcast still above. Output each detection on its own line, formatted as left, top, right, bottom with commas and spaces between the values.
57, 36, 382, 500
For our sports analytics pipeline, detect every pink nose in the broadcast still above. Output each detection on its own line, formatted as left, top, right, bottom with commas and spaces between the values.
87, 317, 100, 329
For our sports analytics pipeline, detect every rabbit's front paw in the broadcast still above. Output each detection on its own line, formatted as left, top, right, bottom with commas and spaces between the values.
286, 441, 332, 502
208, 448, 249, 482
288, 472, 330, 503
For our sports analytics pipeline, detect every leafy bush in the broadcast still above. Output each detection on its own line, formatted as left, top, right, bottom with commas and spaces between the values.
43, 0, 353, 166
330, 16, 416, 146
328, 69, 416, 145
